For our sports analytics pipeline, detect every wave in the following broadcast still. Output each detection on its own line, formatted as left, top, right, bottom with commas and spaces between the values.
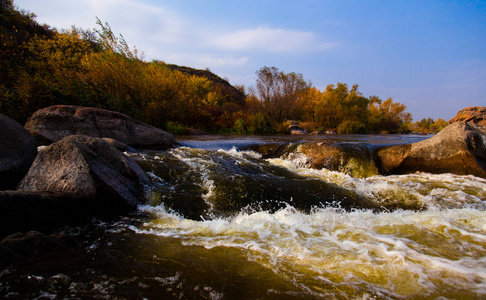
133, 204, 486, 298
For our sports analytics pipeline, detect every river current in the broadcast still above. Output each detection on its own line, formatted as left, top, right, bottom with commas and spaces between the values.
2, 135, 486, 299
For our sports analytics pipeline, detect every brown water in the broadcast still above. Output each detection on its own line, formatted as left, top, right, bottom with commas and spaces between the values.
1, 135, 485, 299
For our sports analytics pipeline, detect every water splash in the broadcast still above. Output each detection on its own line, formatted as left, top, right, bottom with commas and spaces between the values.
134, 204, 486, 298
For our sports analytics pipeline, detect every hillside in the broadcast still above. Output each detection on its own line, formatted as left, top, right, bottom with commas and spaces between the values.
166, 64, 245, 104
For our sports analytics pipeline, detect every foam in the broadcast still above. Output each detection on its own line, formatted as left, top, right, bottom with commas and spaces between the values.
134, 203, 486, 297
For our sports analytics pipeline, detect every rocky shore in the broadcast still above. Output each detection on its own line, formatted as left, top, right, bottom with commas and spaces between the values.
1, 106, 175, 240
1, 105, 485, 268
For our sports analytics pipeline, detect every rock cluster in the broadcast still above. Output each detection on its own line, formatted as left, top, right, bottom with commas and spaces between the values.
0, 106, 179, 239
249, 121, 486, 179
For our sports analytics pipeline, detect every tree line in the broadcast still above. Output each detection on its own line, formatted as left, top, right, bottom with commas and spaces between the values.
245, 67, 412, 134
1, 1, 446, 134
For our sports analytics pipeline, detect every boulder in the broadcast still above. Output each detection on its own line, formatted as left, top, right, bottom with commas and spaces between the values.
449, 106, 486, 126
25, 105, 176, 149
374, 122, 486, 177
291, 142, 378, 178
0, 114, 37, 190
18, 135, 151, 212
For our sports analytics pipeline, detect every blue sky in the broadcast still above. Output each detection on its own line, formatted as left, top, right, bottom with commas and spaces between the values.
14, 0, 485, 120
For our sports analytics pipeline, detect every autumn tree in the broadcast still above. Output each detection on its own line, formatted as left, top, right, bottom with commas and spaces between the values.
369, 96, 408, 133
249, 66, 310, 125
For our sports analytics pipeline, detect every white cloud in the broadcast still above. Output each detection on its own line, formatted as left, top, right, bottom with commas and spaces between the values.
209, 26, 338, 53
16, 0, 186, 45
15, 0, 338, 83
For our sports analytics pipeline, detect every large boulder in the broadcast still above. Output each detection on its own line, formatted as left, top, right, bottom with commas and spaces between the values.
374, 122, 486, 178
18, 135, 151, 212
0, 114, 37, 190
449, 106, 486, 126
25, 105, 176, 149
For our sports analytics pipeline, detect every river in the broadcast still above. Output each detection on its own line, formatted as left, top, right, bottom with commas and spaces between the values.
1, 135, 486, 299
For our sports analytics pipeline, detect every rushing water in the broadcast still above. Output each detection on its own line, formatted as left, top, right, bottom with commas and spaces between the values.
2, 135, 486, 299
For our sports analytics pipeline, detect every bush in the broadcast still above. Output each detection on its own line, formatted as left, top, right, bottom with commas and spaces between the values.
337, 120, 367, 134
166, 122, 187, 135
247, 113, 276, 135
233, 119, 247, 135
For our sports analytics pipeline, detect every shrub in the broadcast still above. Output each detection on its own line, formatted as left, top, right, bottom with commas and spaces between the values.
337, 120, 367, 134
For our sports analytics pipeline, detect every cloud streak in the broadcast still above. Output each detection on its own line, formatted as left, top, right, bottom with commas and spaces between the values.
209, 26, 338, 53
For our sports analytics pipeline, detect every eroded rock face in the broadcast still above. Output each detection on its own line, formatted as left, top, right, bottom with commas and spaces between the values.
0, 114, 37, 190
18, 135, 150, 211
374, 122, 486, 178
449, 106, 486, 127
25, 105, 176, 149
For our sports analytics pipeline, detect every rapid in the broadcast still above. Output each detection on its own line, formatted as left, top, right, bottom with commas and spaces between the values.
2, 135, 486, 299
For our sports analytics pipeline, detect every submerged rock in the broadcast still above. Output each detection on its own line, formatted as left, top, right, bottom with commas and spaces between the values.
374, 122, 486, 178
449, 106, 486, 127
268, 142, 379, 178
134, 148, 377, 220
25, 105, 176, 149
0, 114, 37, 190
18, 135, 150, 212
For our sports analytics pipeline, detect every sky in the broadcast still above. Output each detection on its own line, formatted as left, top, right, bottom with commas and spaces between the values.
14, 0, 486, 121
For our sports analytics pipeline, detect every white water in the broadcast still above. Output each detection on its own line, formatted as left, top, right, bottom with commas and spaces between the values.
128, 146, 486, 298
134, 205, 486, 298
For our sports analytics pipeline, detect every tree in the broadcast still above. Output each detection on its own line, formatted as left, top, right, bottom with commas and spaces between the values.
313, 83, 369, 131
249, 66, 310, 125
369, 97, 408, 133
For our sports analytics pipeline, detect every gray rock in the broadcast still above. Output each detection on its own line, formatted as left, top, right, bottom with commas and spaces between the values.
25, 105, 176, 149
18, 135, 150, 211
289, 125, 309, 135
0, 114, 37, 190
374, 122, 486, 178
